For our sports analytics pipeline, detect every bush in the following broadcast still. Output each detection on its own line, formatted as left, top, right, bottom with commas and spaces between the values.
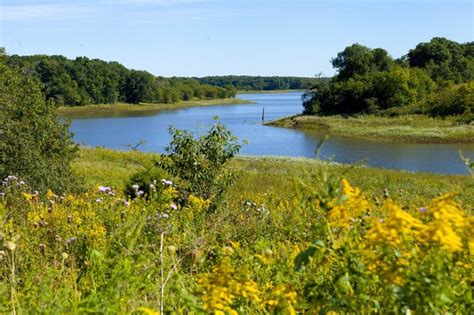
425, 82, 474, 119
156, 119, 244, 203
124, 167, 171, 199
0, 61, 79, 194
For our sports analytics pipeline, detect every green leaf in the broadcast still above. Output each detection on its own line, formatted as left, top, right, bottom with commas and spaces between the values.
294, 240, 326, 271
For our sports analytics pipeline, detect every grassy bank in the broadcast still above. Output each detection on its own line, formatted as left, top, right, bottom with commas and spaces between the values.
268, 114, 474, 143
58, 98, 254, 118
74, 147, 473, 206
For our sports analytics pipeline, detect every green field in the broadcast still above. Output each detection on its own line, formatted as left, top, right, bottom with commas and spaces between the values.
58, 98, 254, 118
74, 147, 474, 206
268, 114, 474, 143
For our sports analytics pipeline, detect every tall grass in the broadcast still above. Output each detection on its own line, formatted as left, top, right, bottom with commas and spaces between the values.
74, 148, 473, 206
1, 147, 472, 313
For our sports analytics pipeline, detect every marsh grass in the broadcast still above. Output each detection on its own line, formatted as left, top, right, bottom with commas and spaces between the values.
73, 147, 156, 187
268, 115, 474, 143
58, 98, 254, 118
74, 147, 473, 206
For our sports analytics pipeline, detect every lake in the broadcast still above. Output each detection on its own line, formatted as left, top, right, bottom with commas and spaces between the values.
69, 92, 474, 175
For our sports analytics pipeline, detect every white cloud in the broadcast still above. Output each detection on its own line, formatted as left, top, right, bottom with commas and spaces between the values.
0, 4, 91, 22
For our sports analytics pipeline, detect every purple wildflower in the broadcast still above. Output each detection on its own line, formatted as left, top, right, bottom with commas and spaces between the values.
161, 179, 173, 186
98, 186, 112, 193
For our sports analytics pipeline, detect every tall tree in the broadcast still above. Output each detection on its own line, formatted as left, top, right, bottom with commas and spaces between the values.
406, 37, 474, 84
0, 60, 79, 193
331, 44, 394, 81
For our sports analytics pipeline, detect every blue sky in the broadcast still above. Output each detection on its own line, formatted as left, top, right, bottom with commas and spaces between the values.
0, 0, 472, 77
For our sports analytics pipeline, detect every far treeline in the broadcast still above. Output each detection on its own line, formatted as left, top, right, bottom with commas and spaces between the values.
193, 75, 325, 91
3, 53, 237, 106
303, 37, 474, 122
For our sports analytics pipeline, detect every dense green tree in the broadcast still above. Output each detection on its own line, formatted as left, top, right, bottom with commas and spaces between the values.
162, 87, 181, 104
406, 37, 474, 84
0, 61, 79, 193
123, 70, 156, 103
4, 54, 236, 106
331, 44, 394, 81
37, 57, 81, 105
304, 38, 472, 117
194, 75, 323, 91
304, 67, 436, 115
369, 66, 435, 110
425, 82, 473, 118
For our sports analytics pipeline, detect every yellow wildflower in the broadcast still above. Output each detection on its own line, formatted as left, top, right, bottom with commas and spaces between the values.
187, 194, 210, 212
254, 253, 272, 265
22, 192, 33, 201
429, 193, 466, 228
46, 189, 57, 200
198, 257, 261, 313
420, 193, 468, 252
327, 179, 369, 228
265, 284, 298, 314
366, 199, 424, 248
138, 307, 160, 315
469, 238, 474, 255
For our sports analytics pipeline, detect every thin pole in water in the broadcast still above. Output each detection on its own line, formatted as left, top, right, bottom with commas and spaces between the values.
262, 107, 265, 122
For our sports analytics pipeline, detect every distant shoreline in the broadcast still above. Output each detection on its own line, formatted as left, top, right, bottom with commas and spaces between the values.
58, 98, 254, 118
237, 89, 304, 94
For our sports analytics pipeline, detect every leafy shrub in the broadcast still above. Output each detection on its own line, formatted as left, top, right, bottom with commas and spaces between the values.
124, 166, 171, 199
425, 82, 474, 120
157, 119, 244, 203
0, 61, 79, 194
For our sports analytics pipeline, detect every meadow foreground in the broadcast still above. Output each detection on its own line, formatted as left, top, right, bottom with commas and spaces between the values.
1, 147, 472, 313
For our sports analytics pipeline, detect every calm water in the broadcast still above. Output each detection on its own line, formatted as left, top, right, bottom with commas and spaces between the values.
69, 92, 474, 174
